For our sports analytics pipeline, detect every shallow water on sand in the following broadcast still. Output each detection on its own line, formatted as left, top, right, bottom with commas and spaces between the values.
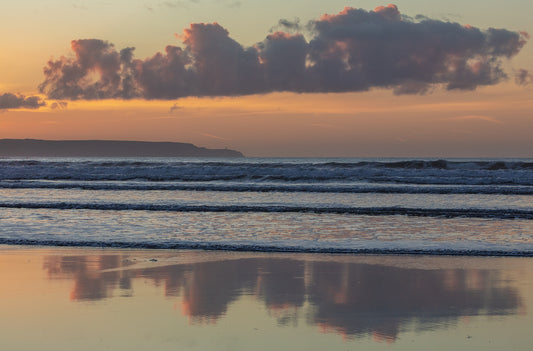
1, 247, 532, 350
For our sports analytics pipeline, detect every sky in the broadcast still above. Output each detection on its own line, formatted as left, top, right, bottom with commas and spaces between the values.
1, 0, 532, 157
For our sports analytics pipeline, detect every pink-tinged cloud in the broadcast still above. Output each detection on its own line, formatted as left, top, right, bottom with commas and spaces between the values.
39, 40, 137, 100
0, 93, 46, 110
306, 5, 527, 93
37, 5, 528, 100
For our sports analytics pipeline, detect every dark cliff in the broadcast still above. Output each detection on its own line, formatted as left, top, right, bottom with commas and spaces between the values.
0, 139, 244, 157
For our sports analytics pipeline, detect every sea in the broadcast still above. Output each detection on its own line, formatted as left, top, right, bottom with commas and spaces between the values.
1, 157, 532, 256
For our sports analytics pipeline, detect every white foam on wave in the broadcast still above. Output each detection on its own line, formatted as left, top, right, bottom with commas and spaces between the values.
1, 180, 533, 195
1, 201, 533, 219
1, 158, 533, 185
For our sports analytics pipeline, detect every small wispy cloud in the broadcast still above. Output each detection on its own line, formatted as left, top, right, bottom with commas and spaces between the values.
159, 0, 199, 10
515, 68, 533, 86
200, 133, 231, 141
310, 123, 341, 130
72, 2, 88, 10
446, 115, 504, 124
227, 1, 241, 9
50, 101, 68, 109
169, 103, 182, 112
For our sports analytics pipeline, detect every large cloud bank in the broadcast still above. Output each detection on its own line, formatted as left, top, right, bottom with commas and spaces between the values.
33, 4, 530, 100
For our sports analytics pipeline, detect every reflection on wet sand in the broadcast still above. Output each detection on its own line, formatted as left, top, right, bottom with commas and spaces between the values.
307, 261, 521, 341
42, 253, 523, 342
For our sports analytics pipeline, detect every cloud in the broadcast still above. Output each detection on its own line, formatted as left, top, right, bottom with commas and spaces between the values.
306, 5, 527, 93
200, 132, 231, 141
258, 32, 308, 92
215, 0, 240, 9
50, 101, 68, 109
447, 115, 503, 124
180, 23, 263, 96
38, 39, 138, 100
227, 1, 241, 9
37, 4, 528, 100
169, 103, 182, 112
515, 68, 533, 85
0, 93, 46, 110
72, 2, 88, 10
160, 1, 198, 9
271, 18, 302, 33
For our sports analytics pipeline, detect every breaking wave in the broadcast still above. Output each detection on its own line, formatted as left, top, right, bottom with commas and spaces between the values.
1, 201, 532, 219
1, 158, 533, 186
0, 238, 531, 257
1, 180, 532, 195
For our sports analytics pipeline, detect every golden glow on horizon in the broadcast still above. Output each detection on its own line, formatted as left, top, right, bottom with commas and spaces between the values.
54, 82, 530, 113
1, 82, 532, 157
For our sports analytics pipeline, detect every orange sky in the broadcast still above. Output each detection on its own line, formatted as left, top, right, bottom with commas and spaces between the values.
2, 82, 531, 157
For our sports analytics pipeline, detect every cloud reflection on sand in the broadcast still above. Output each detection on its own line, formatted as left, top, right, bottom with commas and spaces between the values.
42, 253, 523, 342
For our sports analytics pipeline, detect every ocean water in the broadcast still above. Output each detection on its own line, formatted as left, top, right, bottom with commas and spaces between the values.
1, 157, 532, 255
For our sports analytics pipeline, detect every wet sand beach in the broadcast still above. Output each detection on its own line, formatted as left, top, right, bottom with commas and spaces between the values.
1, 246, 532, 350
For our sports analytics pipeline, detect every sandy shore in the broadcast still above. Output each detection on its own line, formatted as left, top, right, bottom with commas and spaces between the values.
1, 245, 532, 350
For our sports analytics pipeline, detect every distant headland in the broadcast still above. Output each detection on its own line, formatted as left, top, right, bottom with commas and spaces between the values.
0, 139, 244, 157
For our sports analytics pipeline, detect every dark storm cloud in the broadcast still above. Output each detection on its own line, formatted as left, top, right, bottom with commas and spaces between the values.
37, 4, 529, 100
0, 93, 46, 110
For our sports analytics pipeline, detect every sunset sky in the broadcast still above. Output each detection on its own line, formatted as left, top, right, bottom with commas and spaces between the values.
1, 0, 532, 157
